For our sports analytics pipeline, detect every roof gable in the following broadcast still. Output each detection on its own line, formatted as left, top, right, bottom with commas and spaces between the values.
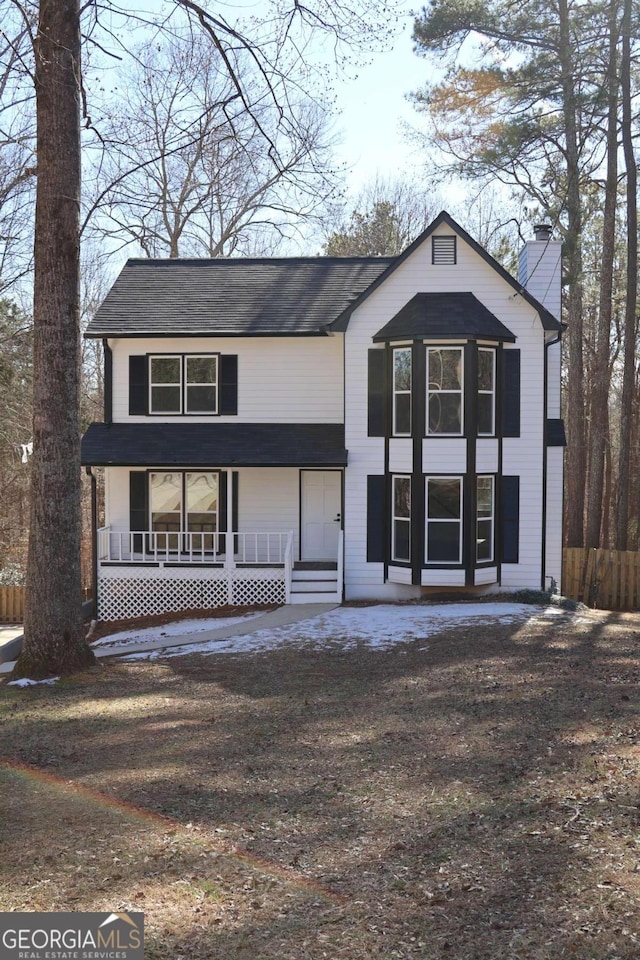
330, 211, 562, 333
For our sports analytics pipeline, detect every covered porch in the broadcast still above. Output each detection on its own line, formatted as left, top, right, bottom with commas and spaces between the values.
82, 422, 346, 621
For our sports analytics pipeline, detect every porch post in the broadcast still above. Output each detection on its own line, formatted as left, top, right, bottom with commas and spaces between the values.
224, 470, 235, 604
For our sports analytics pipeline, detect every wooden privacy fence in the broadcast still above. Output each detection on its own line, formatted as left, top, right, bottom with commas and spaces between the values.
0, 586, 93, 623
563, 548, 640, 611
0, 586, 24, 622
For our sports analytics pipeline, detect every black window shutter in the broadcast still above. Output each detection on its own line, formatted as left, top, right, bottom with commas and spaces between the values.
501, 475, 520, 563
129, 355, 148, 415
368, 349, 386, 437
367, 475, 386, 562
502, 349, 521, 437
104, 342, 113, 423
130, 471, 148, 553
220, 355, 238, 415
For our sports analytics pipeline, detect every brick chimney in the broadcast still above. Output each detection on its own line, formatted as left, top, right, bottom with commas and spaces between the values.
518, 223, 562, 321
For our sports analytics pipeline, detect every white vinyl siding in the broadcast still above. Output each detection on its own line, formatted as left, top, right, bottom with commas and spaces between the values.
112, 335, 344, 424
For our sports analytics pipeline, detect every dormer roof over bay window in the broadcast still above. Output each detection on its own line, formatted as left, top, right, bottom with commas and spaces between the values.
372, 292, 517, 344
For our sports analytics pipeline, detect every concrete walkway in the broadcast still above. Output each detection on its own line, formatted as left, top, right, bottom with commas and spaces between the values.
0, 603, 338, 675
0, 625, 23, 666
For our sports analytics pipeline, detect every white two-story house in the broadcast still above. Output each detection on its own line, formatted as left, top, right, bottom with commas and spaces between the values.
81, 211, 565, 622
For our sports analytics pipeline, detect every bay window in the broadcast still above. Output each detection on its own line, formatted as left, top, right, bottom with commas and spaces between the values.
427, 347, 463, 434
476, 476, 495, 562
426, 477, 462, 564
477, 348, 496, 435
393, 347, 412, 435
392, 475, 411, 562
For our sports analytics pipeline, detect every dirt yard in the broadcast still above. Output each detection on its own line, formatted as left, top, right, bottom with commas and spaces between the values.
1, 603, 640, 959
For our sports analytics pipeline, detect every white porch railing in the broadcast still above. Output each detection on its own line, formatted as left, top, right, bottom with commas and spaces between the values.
97, 527, 292, 566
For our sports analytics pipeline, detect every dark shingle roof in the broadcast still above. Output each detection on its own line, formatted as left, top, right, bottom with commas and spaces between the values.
373, 293, 517, 343
81, 422, 347, 467
85, 257, 394, 338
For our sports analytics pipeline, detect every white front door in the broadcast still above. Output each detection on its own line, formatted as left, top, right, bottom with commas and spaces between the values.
301, 471, 341, 561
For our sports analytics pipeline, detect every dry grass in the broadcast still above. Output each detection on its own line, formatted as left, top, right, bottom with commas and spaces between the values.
2, 605, 640, 958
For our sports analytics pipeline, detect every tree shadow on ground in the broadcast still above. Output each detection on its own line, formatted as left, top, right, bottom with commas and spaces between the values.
1, 606, 640, 958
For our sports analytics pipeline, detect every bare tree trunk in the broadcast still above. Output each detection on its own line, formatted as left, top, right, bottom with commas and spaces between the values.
559, 0, 587, 547
13, 0, 94, 678
584, 0, 619, 548
615, 0, 637, 549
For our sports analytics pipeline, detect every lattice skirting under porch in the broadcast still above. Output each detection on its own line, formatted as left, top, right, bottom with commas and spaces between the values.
97, 567, 286, 621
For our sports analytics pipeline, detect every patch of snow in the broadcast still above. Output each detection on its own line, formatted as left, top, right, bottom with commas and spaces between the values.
120, 602, 565, 662
8, 676, 60, 687
92, 612, 262, 649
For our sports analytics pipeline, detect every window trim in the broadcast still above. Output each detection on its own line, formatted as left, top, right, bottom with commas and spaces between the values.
149, 470, 220, 550
185, 354, 219, 414
476, 475, 495, 564
148, 353, 220, 416
392, 346, 412, 437
477, 347, 496, 436
425, 475, 463, 565
391, 474, 411, 564
149, 354, 182, 415
426, 346, 464, 436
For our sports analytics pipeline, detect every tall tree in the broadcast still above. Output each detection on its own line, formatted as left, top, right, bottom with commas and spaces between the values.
87, 35, 338, 258
11, 0, 400, 677
323, 177, 442, 256
14, 0, 95, 677
411, 0, 639, 549
614, 0, 638, 550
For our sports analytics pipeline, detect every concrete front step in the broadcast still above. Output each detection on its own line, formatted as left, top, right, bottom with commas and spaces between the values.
291, 568, 338, 582
290, 592, 340, 604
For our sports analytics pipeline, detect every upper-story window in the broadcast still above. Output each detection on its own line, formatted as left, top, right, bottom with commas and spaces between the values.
393, 348, 412, 436
150, 356, 181, 413
427, 347, 463, 435
149, 354, 218, 414
477, 348, 496, 435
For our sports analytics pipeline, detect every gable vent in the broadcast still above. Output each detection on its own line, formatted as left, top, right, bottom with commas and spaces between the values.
432, 235, 457, 265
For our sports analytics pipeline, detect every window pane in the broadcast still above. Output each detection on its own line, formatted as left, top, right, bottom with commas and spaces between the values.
187, 513, 218, 532
187, 356, 217, 383
429, 393, 461, 434
477, 518, 493, 561
394, 349, 411, 391
151, 385, 181, 412
427, 523, 460, 563
478, 350, 494, 391
186, 385, 217, 412
395, 393, 411, 434
151, 357, 180, 384
394, 519, 410, 561
150, 473, 181, 513
477, 394, 493, 434
429, 349, 462, 391
477, 477, 493, 516
428, 479, 461, 520
151, 512, 180, 531
186, 473, 218, 513
394, 477, 411, 518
